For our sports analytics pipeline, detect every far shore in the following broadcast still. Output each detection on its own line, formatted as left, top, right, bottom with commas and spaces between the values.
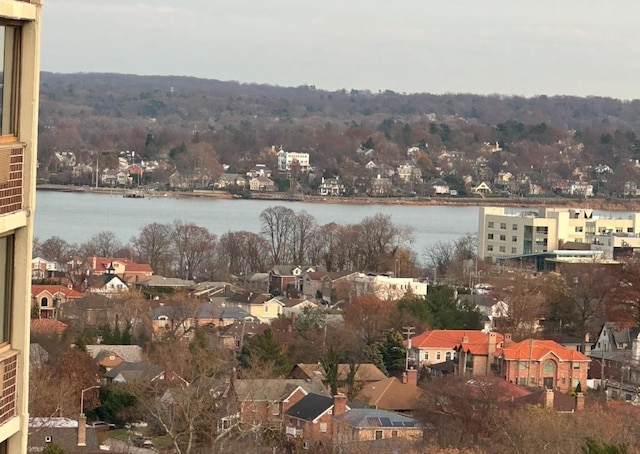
36, 184, 640, 212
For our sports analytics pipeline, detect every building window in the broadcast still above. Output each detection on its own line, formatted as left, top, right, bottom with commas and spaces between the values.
512, 236, 517, 242
572, 362, 580, 370
487, 245, 493, 251
0, 25, 19, 137
446, 352, 451, 361
487, 233, 493, 240
628, 228, 634, 233
264, 304, 268, 313
436, 352, 441, 360
499, 246, 506, 252
535, 226, 548, 234
499, 234, 506, 241
423, 352, 429, 361
375, 430, 383, 440
488, 222, 494, 228
271, 404, 279, 415
391, 430, 398, 437
512, 224, 518, 230
320, 422, 327, 433
575, 226, 583, 233
511, 248, 516, 253
543, 361, 555, 375
500, 223, 507, 229
41, 297, 48, 307
0, 235, 13, 344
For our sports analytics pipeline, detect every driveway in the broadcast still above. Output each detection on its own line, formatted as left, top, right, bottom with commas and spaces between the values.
105, 438, 157, 453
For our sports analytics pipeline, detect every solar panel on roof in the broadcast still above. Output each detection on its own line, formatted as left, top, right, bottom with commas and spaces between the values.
403, 422, 416, 427
367, 417, 380, 426
392, 421, 403, 427
379, 417, 392, 427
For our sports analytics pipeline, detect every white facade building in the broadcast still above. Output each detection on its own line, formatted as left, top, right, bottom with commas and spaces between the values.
277, 149, 310, 172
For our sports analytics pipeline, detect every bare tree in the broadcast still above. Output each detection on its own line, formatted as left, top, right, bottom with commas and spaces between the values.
38, 236, 73, 265
82, 230, 123, 257
289, 210, 317, 264
131, 222, 174, 276
260, 206, 296, 264
423, 240, 455, 279
172, 221, 217, 280
218, 231, 270, 277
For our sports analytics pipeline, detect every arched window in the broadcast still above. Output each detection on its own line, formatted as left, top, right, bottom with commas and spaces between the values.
543, 360, 555, 375
41, 297, 48, 308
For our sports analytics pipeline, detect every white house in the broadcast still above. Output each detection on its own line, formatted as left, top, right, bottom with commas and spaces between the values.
277, 149, 310, 172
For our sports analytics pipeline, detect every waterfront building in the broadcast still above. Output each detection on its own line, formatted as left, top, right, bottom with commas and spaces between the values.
0, 1, 43, 451
478, 207, 640, 261
277, 149, 310, 173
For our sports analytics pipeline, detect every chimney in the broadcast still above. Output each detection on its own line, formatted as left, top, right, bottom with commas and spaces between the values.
230, 367, 238, 387
632, 333, 640, 363
543, 388, 554, 410
401, 372, 408, 384
504, 333, 512, 343
78, 413, 87, 447
92, 256, 97, 271
488, 332, 497, 355
584, 333, 591, 356
461, 335, 469, 344
575, 392, 585, 412
333, 394, 347, 416
406, 369, 418, 387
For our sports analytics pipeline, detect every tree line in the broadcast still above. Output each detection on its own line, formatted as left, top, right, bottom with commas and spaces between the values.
34, 206, 418, 280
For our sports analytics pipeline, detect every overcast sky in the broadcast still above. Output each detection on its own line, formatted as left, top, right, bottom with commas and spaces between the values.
42, 1, 640, 99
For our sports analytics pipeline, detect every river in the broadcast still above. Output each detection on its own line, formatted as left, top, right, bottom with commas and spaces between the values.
34, 191, 481, 254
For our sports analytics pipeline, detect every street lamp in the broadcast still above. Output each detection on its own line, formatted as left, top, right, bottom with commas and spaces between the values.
80, 385, 100, 416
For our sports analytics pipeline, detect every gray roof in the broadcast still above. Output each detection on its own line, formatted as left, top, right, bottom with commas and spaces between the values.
105, 361, 164, 383
86, 344, 143, 363
138, 276, 195, 287
196, 302, 253, 322
234, 378, 328, 402
28, 420, 99, 453
334, 408, 424, 429
285, 393, 333, 421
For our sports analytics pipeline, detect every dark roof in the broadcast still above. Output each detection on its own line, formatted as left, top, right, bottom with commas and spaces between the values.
517, 389, 578, 412
105, 361, 164, 383
427, 359, 456, 373
28, 423, 100, 453
285, 393, 333, 421
227, 292, 271, 305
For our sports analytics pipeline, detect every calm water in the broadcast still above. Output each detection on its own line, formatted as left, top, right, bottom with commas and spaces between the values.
34, 191, 480, 253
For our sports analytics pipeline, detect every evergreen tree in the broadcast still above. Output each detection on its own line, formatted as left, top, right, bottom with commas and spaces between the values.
321, 346, 340, 395
237, 329, 290, 376
377, 329, 406, 374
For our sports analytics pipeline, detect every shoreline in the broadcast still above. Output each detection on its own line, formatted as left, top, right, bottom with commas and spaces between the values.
35, 184, 640, 212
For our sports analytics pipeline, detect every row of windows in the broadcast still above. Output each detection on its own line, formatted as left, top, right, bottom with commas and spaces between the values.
423, 351, 452, 361
487, 234, 518, 242
487, 222, 518, 230
486, 245, 517, 254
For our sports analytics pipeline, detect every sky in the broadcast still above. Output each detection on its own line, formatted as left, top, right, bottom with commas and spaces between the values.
42, 1, 640, 100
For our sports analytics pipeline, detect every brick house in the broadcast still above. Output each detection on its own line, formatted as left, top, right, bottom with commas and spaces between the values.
494, 339, 590, 392
456, 331, 513, 376
285, 393, 347, 449
232, 378, 329, 433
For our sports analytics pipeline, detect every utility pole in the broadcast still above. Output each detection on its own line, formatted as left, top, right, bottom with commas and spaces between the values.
403, 326, 415, 370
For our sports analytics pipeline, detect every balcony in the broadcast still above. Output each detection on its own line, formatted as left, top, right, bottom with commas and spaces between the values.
285, 426, 302, 437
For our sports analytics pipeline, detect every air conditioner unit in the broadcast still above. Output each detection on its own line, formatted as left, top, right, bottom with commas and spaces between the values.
44, 436, 52, 443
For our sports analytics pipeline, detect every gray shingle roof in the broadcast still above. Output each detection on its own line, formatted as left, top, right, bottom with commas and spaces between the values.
234, 379, 328, 402
86, 345, 143, 363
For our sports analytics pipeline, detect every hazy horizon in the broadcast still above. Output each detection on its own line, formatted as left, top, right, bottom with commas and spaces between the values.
43, 1, 640, 100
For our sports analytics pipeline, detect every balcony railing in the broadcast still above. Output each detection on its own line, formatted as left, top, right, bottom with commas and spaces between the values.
285, 426, 302, 437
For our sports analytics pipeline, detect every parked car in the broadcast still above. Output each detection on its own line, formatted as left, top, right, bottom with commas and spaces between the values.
133, 437, 154, 448
91, 421, 116, 430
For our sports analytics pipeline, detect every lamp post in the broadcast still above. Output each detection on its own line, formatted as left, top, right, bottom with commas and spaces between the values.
80, 385, 100, 416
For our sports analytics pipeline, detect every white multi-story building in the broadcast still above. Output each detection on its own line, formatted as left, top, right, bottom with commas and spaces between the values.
0, 1, 43, 451
478, 207, 640, 260
277, 149, 310, 172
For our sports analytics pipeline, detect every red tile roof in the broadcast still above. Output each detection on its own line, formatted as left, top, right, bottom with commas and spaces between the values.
30, 319, 68, 336
31, 285, 83, 299
496, 339, 590, 362
411, 330, 505, 354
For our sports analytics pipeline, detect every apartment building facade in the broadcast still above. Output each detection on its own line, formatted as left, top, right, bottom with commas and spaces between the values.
478, 206, 640, 260
0, 1, 42, 452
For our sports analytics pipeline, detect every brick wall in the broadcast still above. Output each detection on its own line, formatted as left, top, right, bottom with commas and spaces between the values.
0, 148, 23, 215
0, 353, 17, 424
